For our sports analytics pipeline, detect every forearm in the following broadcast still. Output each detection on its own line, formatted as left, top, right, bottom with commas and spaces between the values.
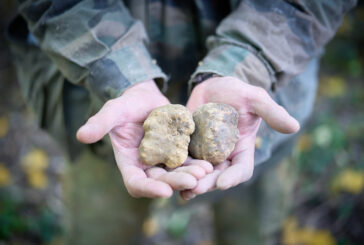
18, 0, 167, 100
190, 0, 357, 92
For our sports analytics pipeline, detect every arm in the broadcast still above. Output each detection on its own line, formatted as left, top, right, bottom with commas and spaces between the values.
190, 0, 357, 91
18, 0, 212, 198
182, 0, 356, 200
18, 0, 167, 100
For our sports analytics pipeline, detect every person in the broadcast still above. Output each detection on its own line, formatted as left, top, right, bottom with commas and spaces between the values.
7, 0, 357, 244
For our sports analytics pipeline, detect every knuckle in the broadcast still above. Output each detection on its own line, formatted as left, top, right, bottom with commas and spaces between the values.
255, 87, 268, 100
193, 186, 206, 195
104, 99, 117, 109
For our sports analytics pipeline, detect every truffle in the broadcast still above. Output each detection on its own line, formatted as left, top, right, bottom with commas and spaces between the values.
139, 104, 195, 168
189, 103, 239, 165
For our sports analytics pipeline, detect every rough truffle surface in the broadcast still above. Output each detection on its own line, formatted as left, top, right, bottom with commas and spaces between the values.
139, 104, 195, 168
189, 103, 239, 165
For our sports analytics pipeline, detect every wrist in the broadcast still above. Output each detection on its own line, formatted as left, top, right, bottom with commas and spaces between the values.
123, 79, 160, 95
189, 73, 220, 92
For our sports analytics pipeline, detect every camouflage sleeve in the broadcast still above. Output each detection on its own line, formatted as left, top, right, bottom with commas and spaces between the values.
18, 0, 167, 101
190, 0, 357, 91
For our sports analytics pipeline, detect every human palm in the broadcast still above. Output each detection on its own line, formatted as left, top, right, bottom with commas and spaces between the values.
77, 80, 212, 198
181, 76, 300, 200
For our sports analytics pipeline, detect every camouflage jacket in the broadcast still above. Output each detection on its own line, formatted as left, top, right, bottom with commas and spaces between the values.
16, 0, 356, 101
10, 0, 356, 163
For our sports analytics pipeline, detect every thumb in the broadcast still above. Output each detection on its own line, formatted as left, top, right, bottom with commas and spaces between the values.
77, 100, 123, 144
251, 89, 300, 134
187, 84, 206, 112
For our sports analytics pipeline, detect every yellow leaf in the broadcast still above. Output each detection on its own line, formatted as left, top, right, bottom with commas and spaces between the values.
282, 216, 301, 244
310, 230, 336, 245
319, 76, 346, 97
282, 216, 336, 245
0, 115, 9, 138
22, 148, 49, 173
296, 134, 312, 152
331, 169, 364, 194
142, 217, 159, 237
27, 171, 48, 189
0, 163, 11, 187
296, 227, 335, 245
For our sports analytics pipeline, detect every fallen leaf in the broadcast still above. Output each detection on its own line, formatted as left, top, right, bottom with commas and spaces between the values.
0, 163, 11, 187
27, 171, 48, 189
319, 76, 346, 97
142, 217, 159, 237
22, 148, 49, 173
331, 169, 364, 194
282, 216, 336, 245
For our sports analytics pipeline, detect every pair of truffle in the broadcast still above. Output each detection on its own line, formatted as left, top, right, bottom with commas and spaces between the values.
139, 103, 239, 168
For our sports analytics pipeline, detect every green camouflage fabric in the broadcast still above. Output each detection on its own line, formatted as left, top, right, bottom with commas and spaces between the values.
6, 1, 357, 244
8, 0, 356, 160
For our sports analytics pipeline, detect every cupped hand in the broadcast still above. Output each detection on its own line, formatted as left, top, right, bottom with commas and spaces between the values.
76, 80, 212, 198
180, 76, 300, 200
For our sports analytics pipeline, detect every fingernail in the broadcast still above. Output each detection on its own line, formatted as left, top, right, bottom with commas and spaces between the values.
185, 192, 196, 200
204, 163, 213, 173
188, 193, 196, 200
294, 120, 301, 132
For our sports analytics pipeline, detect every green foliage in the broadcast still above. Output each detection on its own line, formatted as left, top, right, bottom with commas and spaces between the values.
167, 210, 191, 238
0, 191, 62, 243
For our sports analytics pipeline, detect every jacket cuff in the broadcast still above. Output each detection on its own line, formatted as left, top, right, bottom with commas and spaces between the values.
88, 42, 167, 101
189, 44, 273, 93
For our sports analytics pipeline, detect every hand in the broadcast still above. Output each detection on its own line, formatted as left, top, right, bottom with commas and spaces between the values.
180, 76, 300, 200
77, 80, 212, 198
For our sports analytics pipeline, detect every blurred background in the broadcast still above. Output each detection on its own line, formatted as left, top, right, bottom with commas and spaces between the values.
0, 1, 363, 245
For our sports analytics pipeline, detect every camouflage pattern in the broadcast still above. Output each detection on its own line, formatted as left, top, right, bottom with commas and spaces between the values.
192, 0, 358, 90
9, 0, 356, 162
6, 0, 357, 244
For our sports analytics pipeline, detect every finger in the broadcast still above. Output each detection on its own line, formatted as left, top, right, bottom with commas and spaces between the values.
216, 143, 254, 190
192, 171, 220, 195
122, 165, 173, 198
180, 161, 230, 200
186, 84, 206, 112
146, 167, 197, 190
128, 177, 174, 198
180, 190, 196, 201
144, 166, 167, 178
250, 88, 300, 134
191, 161, 230, 195
173, 165, 206, 179
183, 157, 214, 174
77, 99, 124, 144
